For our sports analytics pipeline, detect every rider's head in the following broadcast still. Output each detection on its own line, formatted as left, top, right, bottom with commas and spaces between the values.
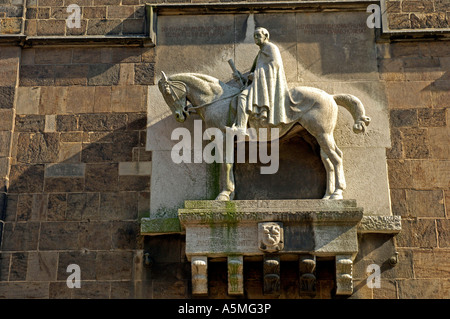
254, 27, 269, 46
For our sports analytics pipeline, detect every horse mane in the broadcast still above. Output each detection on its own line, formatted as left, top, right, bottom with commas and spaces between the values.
169, 73, 226, 95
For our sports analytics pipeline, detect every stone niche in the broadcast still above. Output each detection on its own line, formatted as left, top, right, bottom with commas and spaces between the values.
141, 2, 401, 297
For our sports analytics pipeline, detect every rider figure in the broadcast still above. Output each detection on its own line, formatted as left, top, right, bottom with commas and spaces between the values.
231, 27, 290, 136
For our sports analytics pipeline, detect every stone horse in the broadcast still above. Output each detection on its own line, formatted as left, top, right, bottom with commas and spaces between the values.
158, 71, 370, 201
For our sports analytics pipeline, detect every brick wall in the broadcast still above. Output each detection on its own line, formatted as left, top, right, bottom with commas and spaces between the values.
381, 41, 449, 298
24, 0, 147, 36
0, 45, 154, 298
385, 0, 450, 30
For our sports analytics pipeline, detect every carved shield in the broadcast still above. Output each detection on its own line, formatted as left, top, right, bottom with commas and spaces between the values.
258, 222, 284, 252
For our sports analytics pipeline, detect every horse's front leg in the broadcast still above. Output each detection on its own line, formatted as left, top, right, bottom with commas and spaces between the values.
216, 162, 235, 200
215, 136, 235, 201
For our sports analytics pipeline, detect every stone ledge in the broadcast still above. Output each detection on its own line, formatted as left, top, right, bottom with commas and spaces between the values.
357, 215, 402, 234
0, 35, 152, 47
149, 1, 377, 16
140, 217, 181, 235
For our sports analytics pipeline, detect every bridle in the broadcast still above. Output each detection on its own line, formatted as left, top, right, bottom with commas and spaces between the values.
161, 78, 241, 118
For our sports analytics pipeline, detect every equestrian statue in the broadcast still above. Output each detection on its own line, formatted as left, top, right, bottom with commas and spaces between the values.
158, 27, 371, 201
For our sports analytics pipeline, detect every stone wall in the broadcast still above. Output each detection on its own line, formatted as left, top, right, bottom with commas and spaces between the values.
381, 40, 449, 298
0, 0, 449, 299
0, 45, 154, 298
385, 0, 450, 30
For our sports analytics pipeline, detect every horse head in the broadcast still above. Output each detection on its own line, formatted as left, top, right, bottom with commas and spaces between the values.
158, 71, 189, 123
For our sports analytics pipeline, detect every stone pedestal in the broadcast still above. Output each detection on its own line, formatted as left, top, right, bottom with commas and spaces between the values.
179, 199, 366, 296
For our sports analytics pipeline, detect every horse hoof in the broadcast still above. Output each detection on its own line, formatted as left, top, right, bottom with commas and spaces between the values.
216, 193, 230, 201
330, 193, 343, 200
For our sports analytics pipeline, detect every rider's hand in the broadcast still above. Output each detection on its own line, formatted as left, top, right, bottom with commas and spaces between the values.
233, 72, 241, 82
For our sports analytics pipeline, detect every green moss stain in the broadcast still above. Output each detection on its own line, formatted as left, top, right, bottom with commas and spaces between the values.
228, 257, 242, 293
207, 162, 221, 200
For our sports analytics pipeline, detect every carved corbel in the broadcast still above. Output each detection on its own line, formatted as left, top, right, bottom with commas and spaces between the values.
263, 255, 280, 296
228, 256, 244, 295
336, 255, 353, 295
191, 256, 208, 295
299, 254, 316, 296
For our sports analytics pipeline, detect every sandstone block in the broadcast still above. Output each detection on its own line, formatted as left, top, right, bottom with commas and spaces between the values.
9, 253, 27, 281
26, 252, 58, 282
47, 193, 67, 221
88, 64, 120, 86
85, 163, 118, 192
39, 222, 80, 250
16, 132, 60, 163
16, 87, 40, 115
0, 222, 40, 251
8, 164, 44, 193
15, 115, 45, 132
99, 192, 138, 220
66, 192, 100, 221
79, 221, 112, 250
44, 177, 85, 193
405, 189, 445, 218
0, 86, 15, 109
396, 219, 437, 248
19, 65, 54, 86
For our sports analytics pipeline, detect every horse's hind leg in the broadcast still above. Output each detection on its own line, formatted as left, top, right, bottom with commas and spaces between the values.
316, 133, 346, 200
320, 149, 335, 199
215, 140, 235, 201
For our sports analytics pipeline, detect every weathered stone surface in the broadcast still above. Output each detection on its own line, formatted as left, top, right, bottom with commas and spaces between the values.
405, 189, 446, 217
85, 163, 118, 192
15, 87, 40, 115
15, 115, 45, 132
112, 221, 139, 250
16, 133, 60, 164
357, 216, 402, 234
8, 164, 44, 193
9, 253, 28, 282
413, 249, 450, 279
16, 194, 46, 221
437, 219, 450, 247
99, 192, 138, 220
45, 163, 86, 178
26, 252, 58, 282
19, 65, 55, 86
44, 177, 85, 193
39, 222, 80, 250
179, 200, 363, 259
95, 251, 134, 280
0, 282, 49, 299
79, 221, 112, 250
87, 64, 120, 86
398, 279, 441, 299
47, 193, 67, 221
396, 219, 437, 248
1, 222, 40, 251
79, 114, 127, 131
66, 193, 100, 221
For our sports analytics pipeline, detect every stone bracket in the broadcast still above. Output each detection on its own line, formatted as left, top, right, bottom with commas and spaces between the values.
178, 200, 401, 297
228, 256, 244, 296
263, 255, 281, 296
336, 255, 354, 295
299, 254, 317, 297
191, 256, 208, 296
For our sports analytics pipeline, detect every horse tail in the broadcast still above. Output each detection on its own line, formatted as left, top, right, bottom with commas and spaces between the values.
333, 94, 371, 133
